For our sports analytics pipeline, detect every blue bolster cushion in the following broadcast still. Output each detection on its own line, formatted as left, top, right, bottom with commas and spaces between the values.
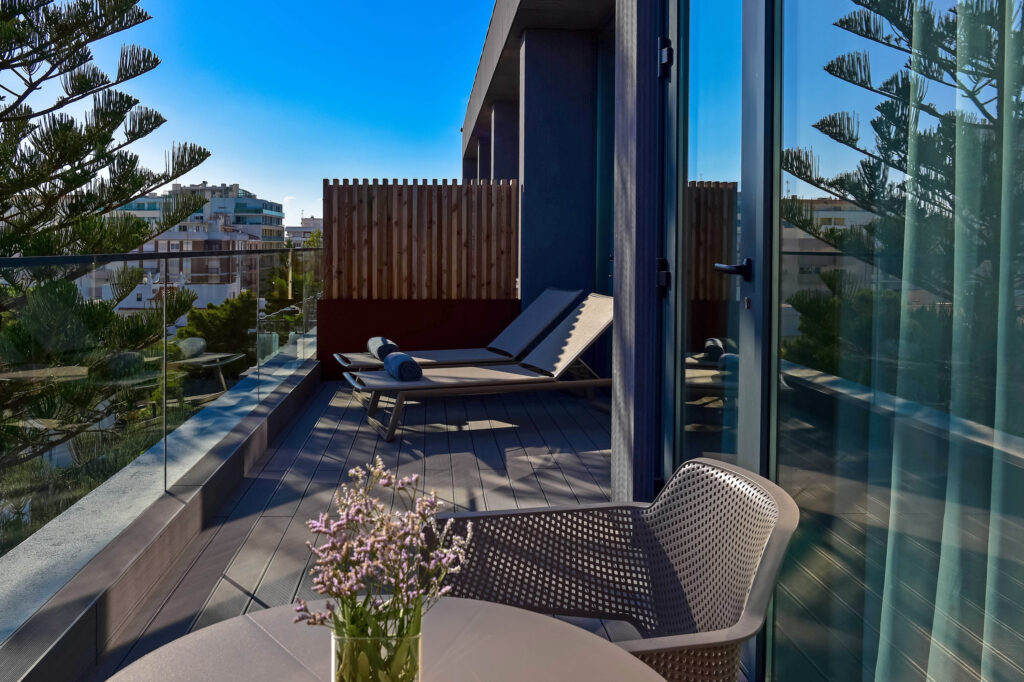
718, 353, 740, 385
383, 352, 423, 382
367, 336, 399, 361
704, 337, 725, 362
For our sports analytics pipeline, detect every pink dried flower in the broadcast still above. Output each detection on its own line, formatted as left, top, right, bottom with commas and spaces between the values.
295, 456, 472, 639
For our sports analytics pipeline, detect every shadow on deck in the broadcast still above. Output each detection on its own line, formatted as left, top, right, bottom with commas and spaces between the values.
95, 381, 611, 679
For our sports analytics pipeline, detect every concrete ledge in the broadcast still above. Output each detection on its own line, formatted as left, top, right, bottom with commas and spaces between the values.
781, 360, 1024, 461
0, 361, 321, 682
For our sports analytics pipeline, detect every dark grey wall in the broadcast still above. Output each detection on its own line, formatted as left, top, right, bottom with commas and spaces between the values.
518, 28, 597, 306
476, 137, 491, 180
612, 0, 661, 502
490, 102, 519, 180
462, 157, 476, 181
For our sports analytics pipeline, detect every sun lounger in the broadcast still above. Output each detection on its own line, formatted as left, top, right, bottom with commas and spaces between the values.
333, 288, 582, 372
344, 293, 613, 440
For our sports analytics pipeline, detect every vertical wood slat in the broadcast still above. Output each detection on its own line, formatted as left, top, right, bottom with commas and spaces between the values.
323, 179, 334, 298
360, 179, 369, 300
494, 180, 504, 299
391, 180, 400, 298
510, 179, 519, 298
339, 180, 349, 301
442, 179, 451, 300
468, 180, 475, 296
428, 180, 437, 300
321, 179, 519, 301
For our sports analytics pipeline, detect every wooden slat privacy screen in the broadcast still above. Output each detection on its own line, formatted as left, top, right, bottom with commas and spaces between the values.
685, 181, 738, 301
322, 179, 519, 300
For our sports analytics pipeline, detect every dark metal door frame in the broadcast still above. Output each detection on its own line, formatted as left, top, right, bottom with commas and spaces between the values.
660, 0, 681, 490
739, 0, 782, 678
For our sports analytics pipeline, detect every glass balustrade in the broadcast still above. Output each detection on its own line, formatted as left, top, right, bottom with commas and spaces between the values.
0, 248, 321, 559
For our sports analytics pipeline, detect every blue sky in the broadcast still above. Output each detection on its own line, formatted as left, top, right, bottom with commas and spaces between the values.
687, 0, 899, 193
91, 1, 494, 225
687, 0, 951, 198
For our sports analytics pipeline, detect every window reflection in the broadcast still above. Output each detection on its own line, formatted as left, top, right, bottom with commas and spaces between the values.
678, 0, 743, 469
775, 1, 1024, 680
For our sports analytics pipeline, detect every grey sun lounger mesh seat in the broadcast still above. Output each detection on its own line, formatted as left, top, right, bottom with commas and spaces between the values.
333, 287, 582, 371
434, 457, 799, 682
344, 293, 613, 440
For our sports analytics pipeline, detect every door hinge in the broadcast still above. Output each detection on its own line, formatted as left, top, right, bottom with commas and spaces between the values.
658, 37, 674, 80
656, 257, 672, 297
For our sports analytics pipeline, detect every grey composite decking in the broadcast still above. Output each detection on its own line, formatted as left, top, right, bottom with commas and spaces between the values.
96, 381, 612, 679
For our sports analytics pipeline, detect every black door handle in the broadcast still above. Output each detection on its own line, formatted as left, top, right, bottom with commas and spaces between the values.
714, 257, 753, 282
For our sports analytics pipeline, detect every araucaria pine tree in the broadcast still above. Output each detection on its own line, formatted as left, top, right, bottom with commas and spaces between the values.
0, 0, 211, 550
780, 0, 1024, 418
783, 0, 1023, 300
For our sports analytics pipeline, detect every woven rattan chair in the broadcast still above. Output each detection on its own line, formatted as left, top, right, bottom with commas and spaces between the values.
437, 457, 799, 682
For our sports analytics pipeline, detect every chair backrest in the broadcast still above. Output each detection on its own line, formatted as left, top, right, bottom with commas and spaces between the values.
519, 293, 613, 377
488, 288, 582, 358
640, 458, 799, 635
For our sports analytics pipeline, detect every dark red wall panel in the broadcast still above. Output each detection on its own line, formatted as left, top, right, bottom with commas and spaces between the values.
317, 298, 522, 380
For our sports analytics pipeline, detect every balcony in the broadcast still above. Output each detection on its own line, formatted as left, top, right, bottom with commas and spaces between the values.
95, 382, 611, 678
234, 205, 285, 218
0, 217, 620, 680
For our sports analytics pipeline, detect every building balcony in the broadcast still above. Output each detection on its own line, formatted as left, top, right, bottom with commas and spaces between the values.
0, 236, 622, 681
233, 206, 285, 218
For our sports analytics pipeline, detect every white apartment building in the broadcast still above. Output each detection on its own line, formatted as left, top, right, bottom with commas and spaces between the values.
284, 216, 323, 247
93, 184, 286, 323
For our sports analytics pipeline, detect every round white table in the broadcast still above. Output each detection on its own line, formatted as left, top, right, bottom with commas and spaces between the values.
110, 598, 663, 681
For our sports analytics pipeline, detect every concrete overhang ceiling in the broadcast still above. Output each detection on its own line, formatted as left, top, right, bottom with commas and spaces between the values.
462, 0, 615, 159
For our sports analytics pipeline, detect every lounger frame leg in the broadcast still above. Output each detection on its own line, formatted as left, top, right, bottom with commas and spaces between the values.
367, 391, 381, 417
385, 395, 406, 441
566, 358, 602, 403
367, 393, 407, 442
363, 377, 612, 442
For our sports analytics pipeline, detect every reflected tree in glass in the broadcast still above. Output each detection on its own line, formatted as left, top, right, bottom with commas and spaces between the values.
781, 0, 1024, 428
777, 1, 1024, 680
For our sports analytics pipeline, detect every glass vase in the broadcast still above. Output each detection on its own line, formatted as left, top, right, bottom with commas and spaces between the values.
331, 631, 422, 682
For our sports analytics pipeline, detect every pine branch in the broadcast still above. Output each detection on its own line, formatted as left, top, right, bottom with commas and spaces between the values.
836, 8, 907, 51
107, 265, 144, 304
826, 51, 873, 89
1, 48, 157, 122
0, 0, 150, 72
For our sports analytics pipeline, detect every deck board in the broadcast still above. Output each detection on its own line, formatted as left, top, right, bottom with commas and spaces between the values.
102, 381, 610, 678
481, 394, 547, 508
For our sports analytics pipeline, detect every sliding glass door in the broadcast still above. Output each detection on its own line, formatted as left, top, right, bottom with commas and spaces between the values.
675, 1, 774, 673
677, 0, 1024, 679
772, 1, 1024, 680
